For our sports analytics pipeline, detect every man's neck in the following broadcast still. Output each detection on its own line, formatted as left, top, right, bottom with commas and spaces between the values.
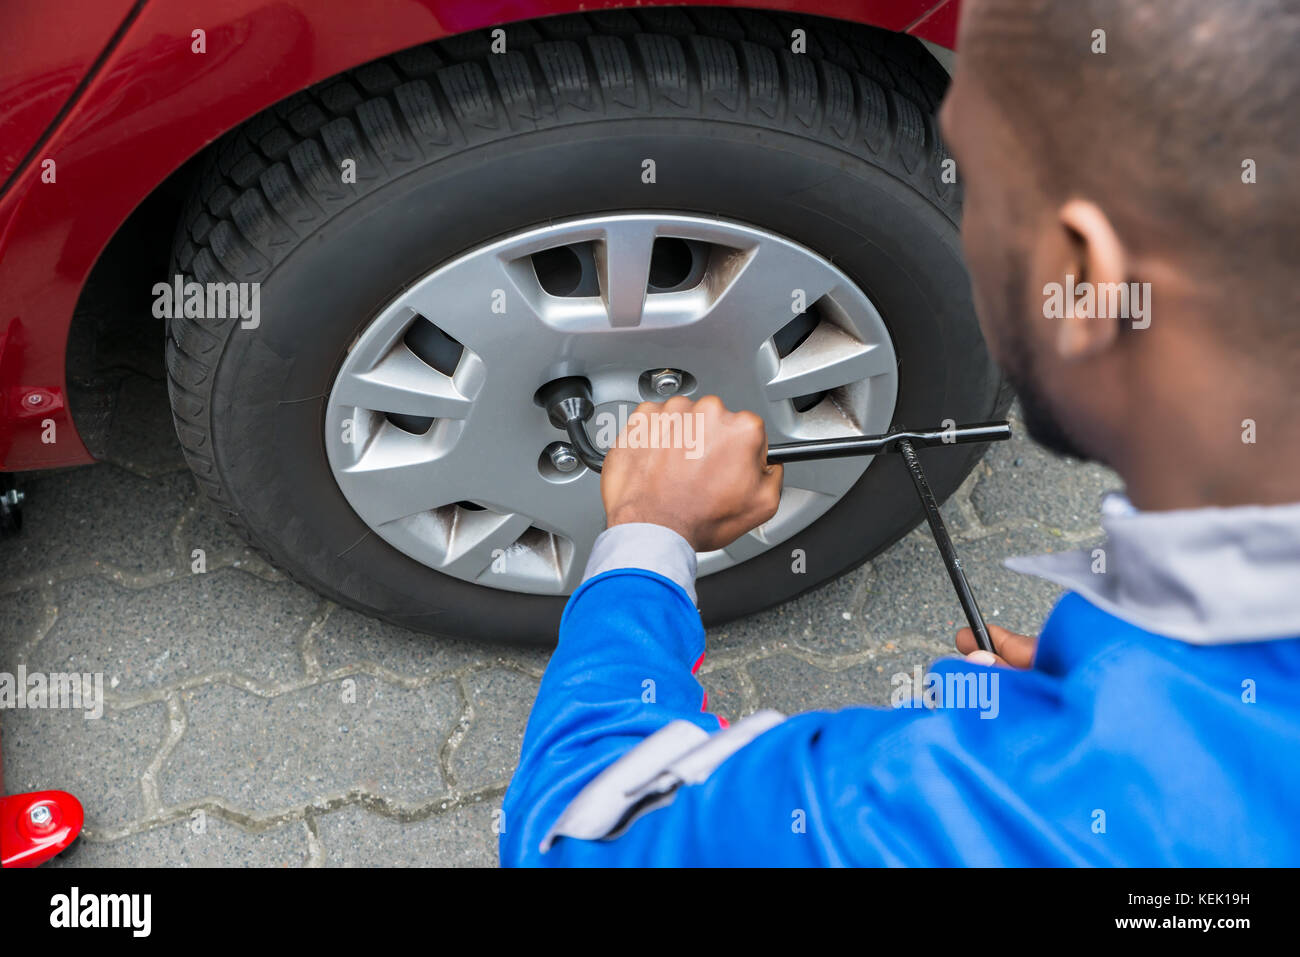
1109, 377, 1300, 512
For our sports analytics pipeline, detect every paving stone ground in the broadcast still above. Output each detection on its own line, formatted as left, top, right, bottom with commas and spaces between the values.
1, 327, 1119, 867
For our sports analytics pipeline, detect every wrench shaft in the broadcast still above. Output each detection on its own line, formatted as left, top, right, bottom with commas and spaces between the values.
896, 439, 996, 655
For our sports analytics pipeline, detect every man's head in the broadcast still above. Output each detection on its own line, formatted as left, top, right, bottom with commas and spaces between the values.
939, 0, 1299, 498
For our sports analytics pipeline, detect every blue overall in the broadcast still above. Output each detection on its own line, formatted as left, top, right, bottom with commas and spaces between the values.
500, 501, 1300, 866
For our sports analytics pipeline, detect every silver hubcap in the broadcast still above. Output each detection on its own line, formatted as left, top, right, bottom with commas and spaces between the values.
325, 214, 899, 595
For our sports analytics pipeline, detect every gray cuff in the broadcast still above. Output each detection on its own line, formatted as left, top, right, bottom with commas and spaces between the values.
580, 523, 698, 605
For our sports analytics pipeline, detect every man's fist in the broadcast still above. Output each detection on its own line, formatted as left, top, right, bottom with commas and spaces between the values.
600, 395, 783, 553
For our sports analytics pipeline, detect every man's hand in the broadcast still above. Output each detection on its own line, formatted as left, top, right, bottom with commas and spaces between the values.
601, 395, 783, 553
955, 624, 1037, 669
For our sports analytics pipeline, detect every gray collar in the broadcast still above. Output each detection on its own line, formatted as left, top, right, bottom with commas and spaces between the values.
1005, 493, 1300, 644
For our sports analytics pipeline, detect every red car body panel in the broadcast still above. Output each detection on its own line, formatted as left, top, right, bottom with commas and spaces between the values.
0, 0, 959, 471
0, 0, 140, 188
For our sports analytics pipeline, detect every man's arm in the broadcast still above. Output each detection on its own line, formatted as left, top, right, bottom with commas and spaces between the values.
499, 396, 783, 863
497, 395, 1055, 865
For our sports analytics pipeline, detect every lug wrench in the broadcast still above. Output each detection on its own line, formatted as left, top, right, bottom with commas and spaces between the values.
538, 378, 1012, 654
766, 424, 1010, 654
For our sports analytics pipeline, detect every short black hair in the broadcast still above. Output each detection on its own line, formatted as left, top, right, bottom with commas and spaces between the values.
961, 0, 1299, 314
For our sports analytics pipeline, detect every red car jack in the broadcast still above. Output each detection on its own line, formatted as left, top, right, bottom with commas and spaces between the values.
0, 731, 84, 867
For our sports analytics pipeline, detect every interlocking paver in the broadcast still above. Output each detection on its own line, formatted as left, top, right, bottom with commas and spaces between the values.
27, 573, 317, 697
451, 669, 541, 792
972, 421, 1119, 531
861, 523, 1104, 644
316, 802, 500, 867
709, 563, 873, 657
0, 587, 55, 651
177, 496, 279, 578
0, 467, 193, 589
161, 678, 461, 815
313, 605, 538, 679
2, 701, 166, 830
697, 665, 752, 722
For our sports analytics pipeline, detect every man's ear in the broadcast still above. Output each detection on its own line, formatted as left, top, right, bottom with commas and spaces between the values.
1054, 199, 1128, 361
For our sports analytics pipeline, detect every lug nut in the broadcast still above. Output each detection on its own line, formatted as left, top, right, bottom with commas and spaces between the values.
549, 443, 580, 473
651, 369, 683, 397
29, 805, 52, 826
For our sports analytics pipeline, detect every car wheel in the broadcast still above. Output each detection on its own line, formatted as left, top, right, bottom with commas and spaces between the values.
166, 9, 1008, 644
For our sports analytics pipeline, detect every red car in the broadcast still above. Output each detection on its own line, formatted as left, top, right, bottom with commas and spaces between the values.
0, 0, 1002, 646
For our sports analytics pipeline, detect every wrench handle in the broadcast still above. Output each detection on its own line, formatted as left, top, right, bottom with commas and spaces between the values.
897, 439, 996, 655
766, 422, 1011, 464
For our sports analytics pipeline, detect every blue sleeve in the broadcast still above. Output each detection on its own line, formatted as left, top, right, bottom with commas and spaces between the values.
498, 568, 726, 865
498, 566, 937, 866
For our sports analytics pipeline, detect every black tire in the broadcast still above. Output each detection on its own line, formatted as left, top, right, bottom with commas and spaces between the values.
166, 9, 1008, 644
